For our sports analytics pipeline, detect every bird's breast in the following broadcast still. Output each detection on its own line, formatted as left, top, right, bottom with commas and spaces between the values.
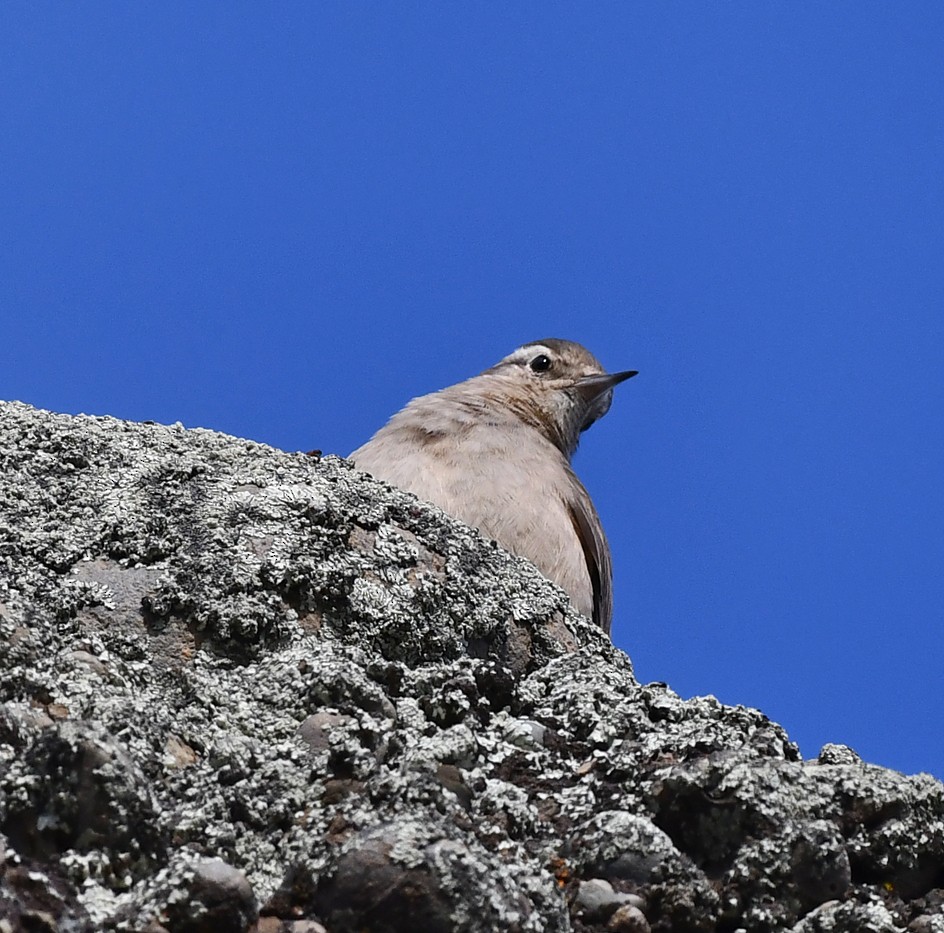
350, 416, 594, 620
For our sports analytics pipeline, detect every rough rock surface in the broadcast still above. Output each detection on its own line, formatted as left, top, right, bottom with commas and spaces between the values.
0, 399, 942, 932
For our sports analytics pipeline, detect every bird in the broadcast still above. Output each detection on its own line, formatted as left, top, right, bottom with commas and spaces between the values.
349, 339, 637, 635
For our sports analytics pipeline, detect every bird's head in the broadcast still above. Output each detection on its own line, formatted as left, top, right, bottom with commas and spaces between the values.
481, 338, 637, 456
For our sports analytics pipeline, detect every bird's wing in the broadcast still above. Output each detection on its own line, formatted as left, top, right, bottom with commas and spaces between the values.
566, 476, 613, 635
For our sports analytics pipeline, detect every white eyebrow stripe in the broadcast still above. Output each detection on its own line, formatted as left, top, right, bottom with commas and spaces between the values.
503, 344, 552, 365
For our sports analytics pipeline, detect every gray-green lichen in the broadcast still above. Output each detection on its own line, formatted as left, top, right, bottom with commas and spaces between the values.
0, 400, 942, 932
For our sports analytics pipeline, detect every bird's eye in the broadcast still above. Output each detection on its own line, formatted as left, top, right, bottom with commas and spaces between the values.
529, 354, 552, 373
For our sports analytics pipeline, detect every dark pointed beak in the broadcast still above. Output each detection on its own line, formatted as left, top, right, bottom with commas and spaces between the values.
575, 369, 638, 402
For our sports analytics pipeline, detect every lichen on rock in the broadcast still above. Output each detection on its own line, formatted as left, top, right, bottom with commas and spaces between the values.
0, 400, 942, 931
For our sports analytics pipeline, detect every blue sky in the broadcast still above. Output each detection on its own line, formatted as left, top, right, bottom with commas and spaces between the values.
3, 5, 942, 779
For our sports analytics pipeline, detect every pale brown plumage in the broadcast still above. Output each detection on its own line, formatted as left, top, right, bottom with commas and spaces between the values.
349, 339, 636, 634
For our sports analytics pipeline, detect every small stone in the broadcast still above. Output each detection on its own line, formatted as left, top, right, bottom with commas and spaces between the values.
314, 832, 453, 933
297, 712, 352, 755
255, 919, 328, 933
68, 650, 109, 678
0, 704, 54, 747
575, 878, 645, 920
434, 763, 473, 810
501, 717, 546, 749
161, 858, 257, 933
163, 733, 199, 769
0, 843, 93, 931
908, 917, 944, 933
9, 720, 163, 864
817, 743, 862, 765
607, 904, 651, 932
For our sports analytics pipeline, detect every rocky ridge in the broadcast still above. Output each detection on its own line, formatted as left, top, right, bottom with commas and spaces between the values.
0, 400, 942, 932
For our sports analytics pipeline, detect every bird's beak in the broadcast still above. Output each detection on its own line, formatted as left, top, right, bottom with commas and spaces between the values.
575, 369, 638, 401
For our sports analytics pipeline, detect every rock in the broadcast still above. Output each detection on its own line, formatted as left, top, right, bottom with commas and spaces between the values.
575, 877, 645, 920
109, 853, 257, 932
818, 743, 862, 765
3, 719, 164, 876
163, 858, 257, 933
607, 904, 651, 932
255, 920, 327, 933
312, 825, 455, 933
0, 401, 942, 932
297, 711, 353, 755
0, 834, 93, 932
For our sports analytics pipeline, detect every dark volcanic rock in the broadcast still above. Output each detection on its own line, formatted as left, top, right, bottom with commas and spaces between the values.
0, 400, 942, 931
